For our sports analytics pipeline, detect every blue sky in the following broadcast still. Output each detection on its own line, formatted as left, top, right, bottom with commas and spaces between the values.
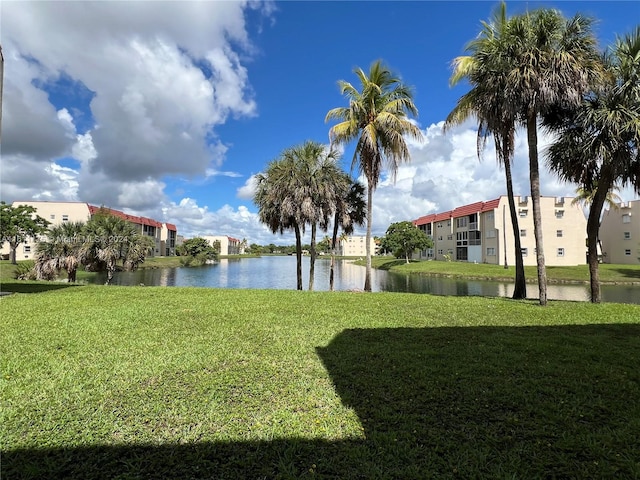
2, 1, 638, 245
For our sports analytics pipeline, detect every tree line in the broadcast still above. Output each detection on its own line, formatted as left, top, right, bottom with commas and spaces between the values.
254, 2, 639, 303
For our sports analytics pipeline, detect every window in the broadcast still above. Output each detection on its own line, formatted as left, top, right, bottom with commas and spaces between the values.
486, 212, 494, 221
62, 215, 69, 222
624, 232, 631, 240
456, 247, 468, 261
438, 236, 443, 241
486, 229, 497, 239
557, 248, 565, 257
557, 230, 563, 238
456, 217, 467, 228
23, 245, 31, 253
520, 229, 526, 237
623, 214, 631, 224
456, 231, 468, 246
555, 210, 564, 219
437, 249, 443, 255
469, 230, 481, 246
521, 248, 528, 256
486, 247, 496, 256
50, 214, 55, 220
447, 234, 453, 241
519, 209, 528, 218
625, 249, 631, 256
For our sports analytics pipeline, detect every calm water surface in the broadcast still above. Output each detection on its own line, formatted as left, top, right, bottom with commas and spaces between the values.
90, 256, 640, 304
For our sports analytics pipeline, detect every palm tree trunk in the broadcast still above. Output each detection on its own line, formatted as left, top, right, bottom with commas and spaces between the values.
364, 180, 373, 292
586, 170, 613, 303
294, 224, 303, 291
309, 223, 317, 291
329, 213, 339, 291
526, 113, 547, 306
503, 143, 527, 299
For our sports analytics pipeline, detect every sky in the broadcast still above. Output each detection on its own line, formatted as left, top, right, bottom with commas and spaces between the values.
1, 1, 639, 245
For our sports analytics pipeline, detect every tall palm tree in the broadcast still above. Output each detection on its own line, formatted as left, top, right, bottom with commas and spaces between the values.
504, 7, 602, 305
545, 27, 640, 303
329, 179, 366, 291
445, 2, 527, 299
35, 221, 85, 282
326, 60, 423, 291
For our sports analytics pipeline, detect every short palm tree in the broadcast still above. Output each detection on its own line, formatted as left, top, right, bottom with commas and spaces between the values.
35, 221, 85, 282
326, 60, 423, 291
445, 2, 527, 299
80, 211, 142, 285
545, 27, 640, 303
504, 7, 602, 305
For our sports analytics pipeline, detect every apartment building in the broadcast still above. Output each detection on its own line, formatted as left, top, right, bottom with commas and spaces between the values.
338, 235, 378, 257
599, 199, 640, 265
1, 201, 177, 260
413, 195, 587, 266
203, 235, 245, 255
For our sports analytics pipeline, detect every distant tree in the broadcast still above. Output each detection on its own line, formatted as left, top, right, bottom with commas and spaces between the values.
248, 243, 263, 255
0, 202, 49, 264
177, 237, 219, 266
380, 221, 433, 263
327, 60, 423, 291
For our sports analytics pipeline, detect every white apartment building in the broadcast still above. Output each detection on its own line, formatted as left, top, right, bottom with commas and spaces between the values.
338, 235, 378, 257
203, 235, 244, 255
413, 195, 587, 266
1, 201, 177, 260
599, 200, 640, 265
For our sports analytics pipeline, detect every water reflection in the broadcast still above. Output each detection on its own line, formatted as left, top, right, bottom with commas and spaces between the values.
88, 257, 638, 304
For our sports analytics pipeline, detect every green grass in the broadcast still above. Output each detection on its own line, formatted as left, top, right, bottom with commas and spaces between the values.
365, 256, 640, 284
2, 286, 639, 478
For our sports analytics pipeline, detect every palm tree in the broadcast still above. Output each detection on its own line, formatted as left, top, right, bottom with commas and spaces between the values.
571, 185, 622, 211
445, 2, 527, 299
503, 7, 602, 305
326, 60, 423, 291
80, 211, 142, 285
329, 179, 366, 291
35, 221, 85, 282
545, 27, 640, 303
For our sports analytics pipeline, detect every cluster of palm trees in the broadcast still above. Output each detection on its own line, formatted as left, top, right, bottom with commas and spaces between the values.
254, 141, 366, 291
254, 4, 638, 302
446, 3, 639, 304
35, 209, 155, 285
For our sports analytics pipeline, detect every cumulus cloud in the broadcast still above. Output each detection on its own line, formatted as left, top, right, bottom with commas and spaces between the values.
1, 1, 270, 201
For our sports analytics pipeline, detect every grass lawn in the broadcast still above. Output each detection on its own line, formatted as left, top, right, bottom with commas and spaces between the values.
365, 256, 640, 284
2, 286, 639, 479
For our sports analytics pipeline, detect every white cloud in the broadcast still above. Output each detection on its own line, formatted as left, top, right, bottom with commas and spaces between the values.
236, 174, 260, 200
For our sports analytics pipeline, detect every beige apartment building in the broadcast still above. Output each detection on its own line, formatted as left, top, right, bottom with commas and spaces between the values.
1, 201, 177, 260
413, 195, 587, 266
203, 235, 244, 255
338, 235, 378, 257
599, 199, 640, 265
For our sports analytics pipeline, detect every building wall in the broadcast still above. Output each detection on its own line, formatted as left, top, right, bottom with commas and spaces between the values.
0, 201, 91, 260
600, 200, 640, 265
414, 195, 587, 266
339, 236, 377, 257
1, 201, 174, 260
202, 235, 243, 256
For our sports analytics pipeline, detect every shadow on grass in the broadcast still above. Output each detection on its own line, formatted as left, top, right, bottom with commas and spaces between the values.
4, 324, 640, 479
613, 268, 640, 280
0, 282, 82, 294
375, 259, 410, 270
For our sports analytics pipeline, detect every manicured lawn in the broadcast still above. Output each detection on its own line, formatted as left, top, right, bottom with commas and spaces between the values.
366, 256, 640, 284
2, 286, 639, 478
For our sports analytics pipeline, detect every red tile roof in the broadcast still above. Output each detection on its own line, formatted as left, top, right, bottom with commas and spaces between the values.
88, 205, 163, 228
413, 197, 501, 226
164, 223, 177, 231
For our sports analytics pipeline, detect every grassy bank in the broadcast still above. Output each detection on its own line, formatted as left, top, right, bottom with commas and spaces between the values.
363, 256, 640, 284
2, 286, 639, 479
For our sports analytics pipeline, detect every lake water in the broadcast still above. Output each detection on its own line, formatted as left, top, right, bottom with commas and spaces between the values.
89, 256, 640, 304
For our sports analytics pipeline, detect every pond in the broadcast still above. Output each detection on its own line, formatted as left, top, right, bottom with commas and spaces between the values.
88, 256, 640, 304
